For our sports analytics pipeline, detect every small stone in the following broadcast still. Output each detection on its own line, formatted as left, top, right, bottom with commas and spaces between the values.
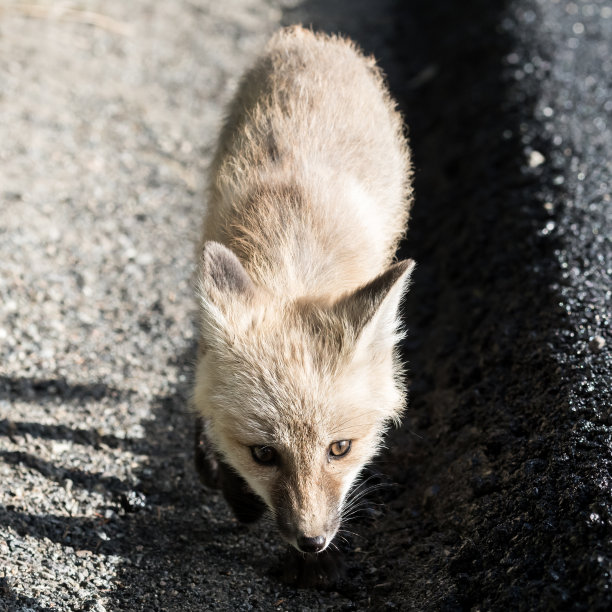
120, 490, 147, 513
528, 150, 546, 168
589, 335, 605, 352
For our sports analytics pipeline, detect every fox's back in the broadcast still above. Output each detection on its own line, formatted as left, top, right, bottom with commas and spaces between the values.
203, 26, 412, 298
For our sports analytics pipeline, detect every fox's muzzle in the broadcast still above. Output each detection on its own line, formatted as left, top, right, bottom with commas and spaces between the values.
272, 474, 342, 553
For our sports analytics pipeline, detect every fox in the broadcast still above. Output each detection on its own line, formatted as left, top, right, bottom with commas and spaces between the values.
193, 25, 414, 586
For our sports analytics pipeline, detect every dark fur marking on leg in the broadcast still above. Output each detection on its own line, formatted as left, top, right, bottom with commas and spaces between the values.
195, 417, 265, 523
194, 417, 220, 490
218, 460, 267, 524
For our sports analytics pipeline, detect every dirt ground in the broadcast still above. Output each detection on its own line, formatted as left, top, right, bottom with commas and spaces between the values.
1, 0, 611, 610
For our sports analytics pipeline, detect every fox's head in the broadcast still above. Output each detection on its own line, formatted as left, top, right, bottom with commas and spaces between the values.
194, 241, 414, 553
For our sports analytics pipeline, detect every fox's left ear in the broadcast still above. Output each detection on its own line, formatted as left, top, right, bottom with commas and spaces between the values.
335, 259, 415, 354
197, 241, 255, 344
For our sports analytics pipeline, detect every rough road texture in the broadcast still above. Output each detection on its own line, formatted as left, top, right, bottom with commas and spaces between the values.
1, 0, 610, 610
388, 1, 612, 609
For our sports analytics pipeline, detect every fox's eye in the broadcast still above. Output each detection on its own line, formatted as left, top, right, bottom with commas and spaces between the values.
329, 440, 351, 459
250, 445, 277, 466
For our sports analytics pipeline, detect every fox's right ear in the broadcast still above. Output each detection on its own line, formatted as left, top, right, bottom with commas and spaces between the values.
197, 241, 255, 342
334, 258, 415, 355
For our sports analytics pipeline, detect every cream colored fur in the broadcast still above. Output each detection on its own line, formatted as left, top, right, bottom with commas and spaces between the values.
194, 26, 414, 552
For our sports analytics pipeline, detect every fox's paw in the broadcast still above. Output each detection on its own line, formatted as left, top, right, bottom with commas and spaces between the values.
281, 546, 346, 588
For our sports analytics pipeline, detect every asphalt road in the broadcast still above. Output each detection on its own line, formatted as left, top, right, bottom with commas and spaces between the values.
1, 0, 610, 610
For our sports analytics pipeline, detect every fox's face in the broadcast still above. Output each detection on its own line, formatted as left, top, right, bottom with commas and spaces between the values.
194, 241, 413, 553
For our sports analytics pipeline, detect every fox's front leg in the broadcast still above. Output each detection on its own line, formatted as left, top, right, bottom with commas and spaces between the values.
217, 458, 267, 523
195, 417, 266, 523
194, 416, 220, 489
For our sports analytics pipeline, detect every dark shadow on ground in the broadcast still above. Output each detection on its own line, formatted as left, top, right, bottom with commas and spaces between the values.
0, 510, 117, 553
0, 450, 129, 493
0, 576, 39, 611
0, 376, 135, 405
281, 0, 611, 610
0, 417, 129, 450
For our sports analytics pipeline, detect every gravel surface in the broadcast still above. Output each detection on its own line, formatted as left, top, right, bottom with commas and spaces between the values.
1, 0, 610, 610
386, 0, 612, 609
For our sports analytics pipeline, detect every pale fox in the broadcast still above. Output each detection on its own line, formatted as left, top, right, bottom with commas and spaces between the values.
193, 26, 414, 585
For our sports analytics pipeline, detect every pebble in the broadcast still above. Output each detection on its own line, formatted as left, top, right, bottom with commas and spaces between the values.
589, 335, 605, 352
528, 150, 546, 168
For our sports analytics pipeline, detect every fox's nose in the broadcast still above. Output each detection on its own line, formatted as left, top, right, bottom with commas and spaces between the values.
297, 535, 326, 553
